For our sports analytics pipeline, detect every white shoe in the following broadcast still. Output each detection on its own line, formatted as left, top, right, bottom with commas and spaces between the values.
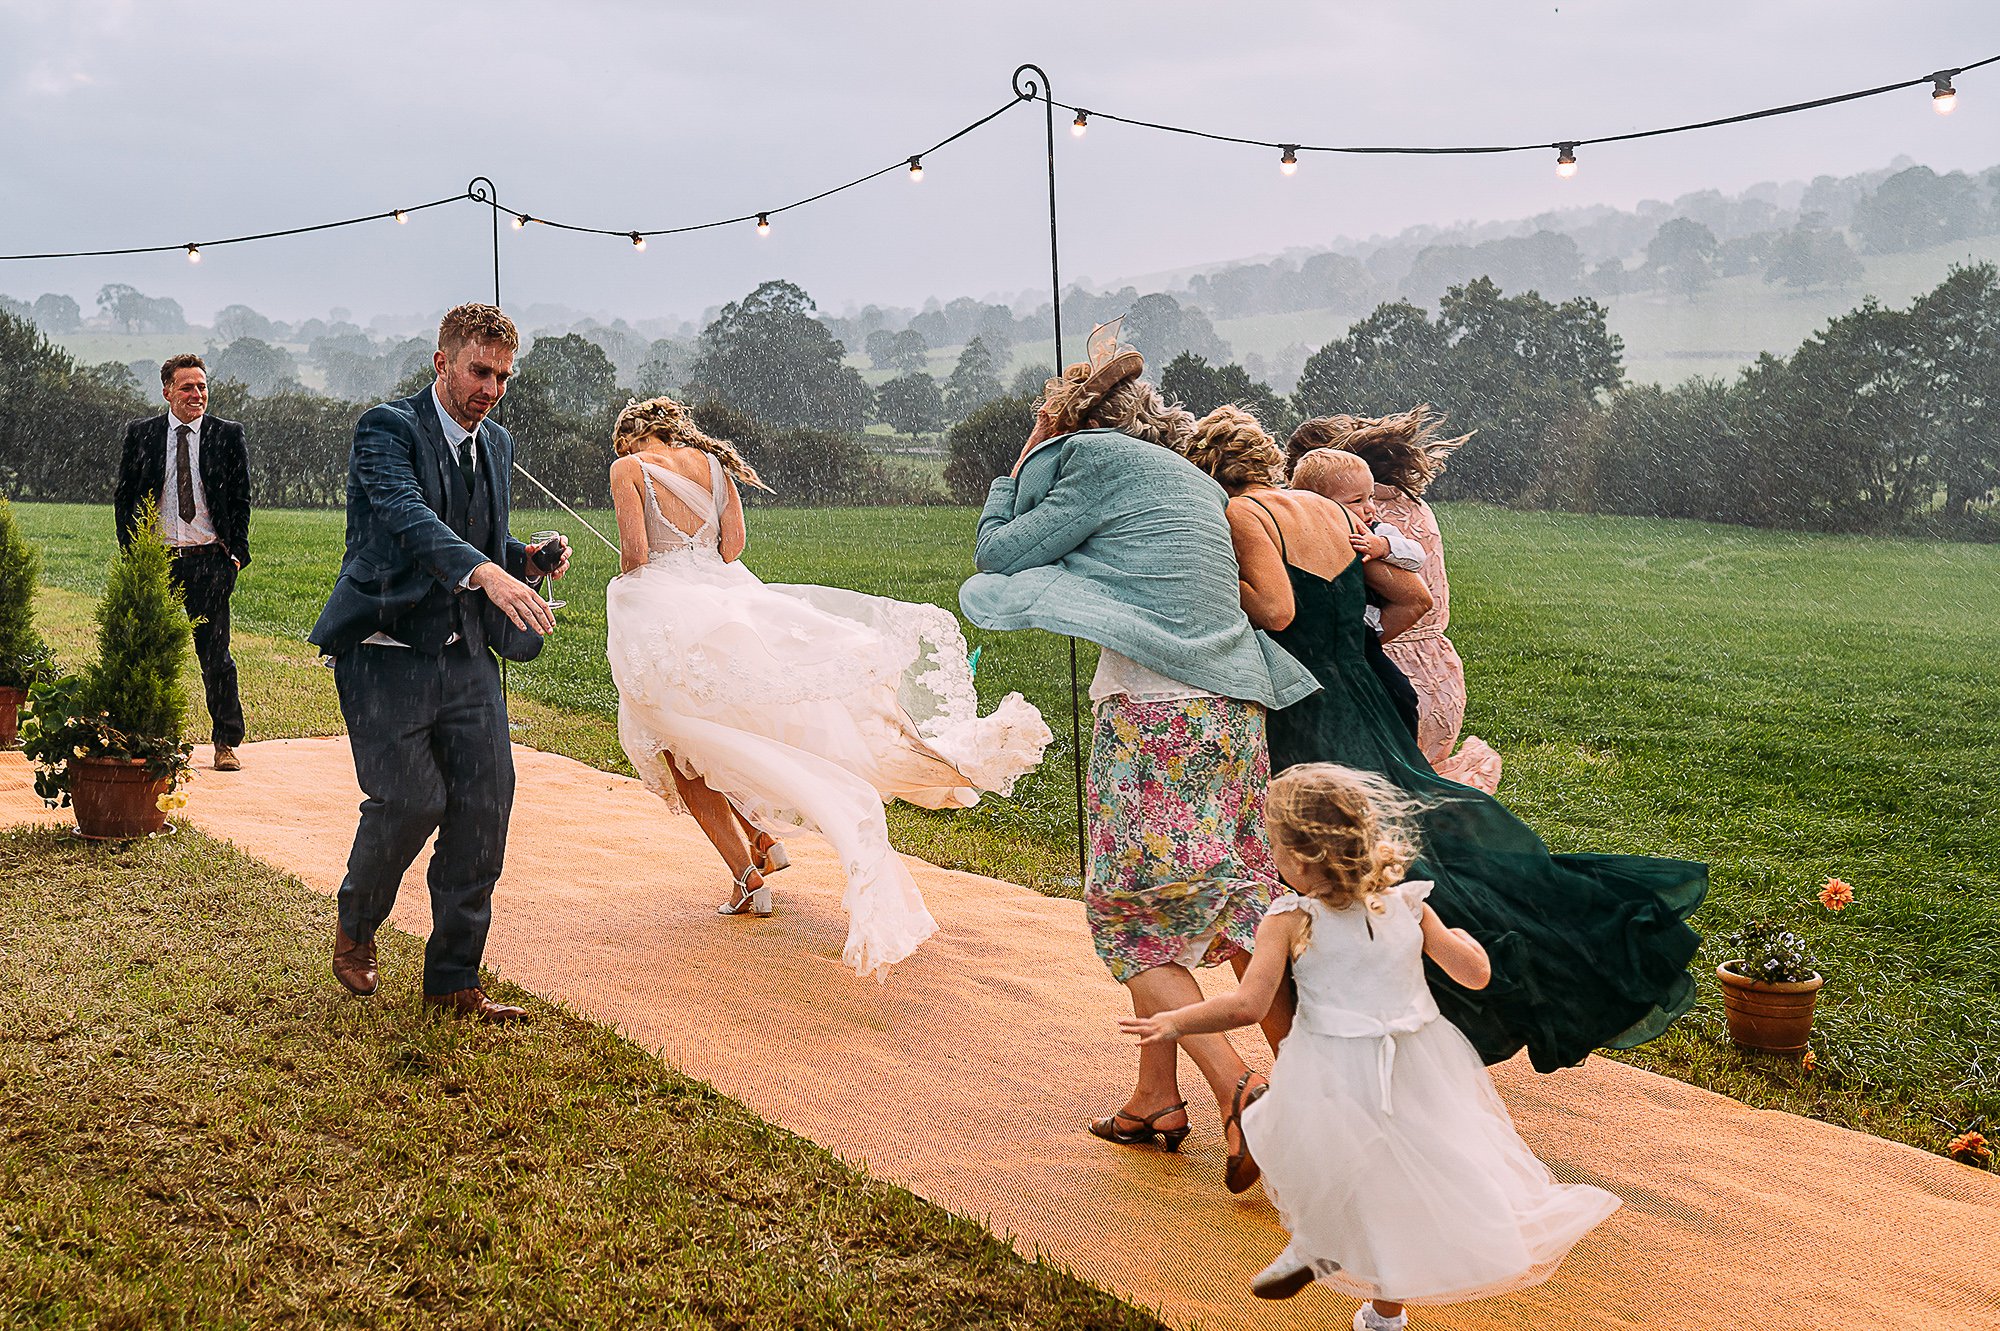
1354, 1305, 1406, 1331
1250, 1247, 1316, 1300
717, 866, 772, 917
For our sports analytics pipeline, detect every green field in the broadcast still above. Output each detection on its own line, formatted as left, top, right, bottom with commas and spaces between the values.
12, 502, 2000, 1158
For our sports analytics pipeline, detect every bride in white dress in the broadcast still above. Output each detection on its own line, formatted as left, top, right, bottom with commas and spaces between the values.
604, 397, 1052, 979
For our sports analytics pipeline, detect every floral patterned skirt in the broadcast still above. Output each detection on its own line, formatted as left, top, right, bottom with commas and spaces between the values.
1084, 694, 1281, 983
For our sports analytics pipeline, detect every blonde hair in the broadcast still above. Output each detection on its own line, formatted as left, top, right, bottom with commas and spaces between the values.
613, 396, 771, 492
1266, 764, 1426, 939
1039, 363, 1195, 451
1289, 447, 1374, 501
437, 303, 519, 357
1184, 405, 1285, 493
1285, 406, 1471, 499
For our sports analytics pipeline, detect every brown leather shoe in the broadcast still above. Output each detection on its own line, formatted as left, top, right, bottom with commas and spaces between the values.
423, 987, 527, 1024
332, 925, 377, 996
213, 745, 241, 771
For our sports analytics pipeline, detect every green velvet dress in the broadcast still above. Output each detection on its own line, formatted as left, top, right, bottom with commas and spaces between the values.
1265, 550, 1707, 1073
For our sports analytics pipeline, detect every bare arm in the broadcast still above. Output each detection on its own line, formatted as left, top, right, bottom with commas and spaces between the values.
1419, 903, 1491, 989
1227, 498, 1296, 631
718, 472, 747, 563
609, 457, 651, 575
1363, 561, 1433, 642
1120, 913, 1303, 1044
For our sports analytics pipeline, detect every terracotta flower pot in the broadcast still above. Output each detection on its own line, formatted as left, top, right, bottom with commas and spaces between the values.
0, 686, 24, 748
1717, 962, 1823, 1056
69, 756, 173, 840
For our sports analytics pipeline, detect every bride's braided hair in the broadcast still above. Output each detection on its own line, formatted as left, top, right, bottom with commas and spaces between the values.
613, 396, 772, 492
1266, 764, 1427, 952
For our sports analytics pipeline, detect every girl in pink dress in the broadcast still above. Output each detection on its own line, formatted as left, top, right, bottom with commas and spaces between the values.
1286, 408, 1501, 793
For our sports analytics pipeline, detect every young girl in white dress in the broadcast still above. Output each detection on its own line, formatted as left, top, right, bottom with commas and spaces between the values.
1121, 763, 1619, 1328
605, 397, 1052, 979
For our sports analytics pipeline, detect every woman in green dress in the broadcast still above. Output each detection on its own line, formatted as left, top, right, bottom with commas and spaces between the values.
1183, 406, 1707, 1071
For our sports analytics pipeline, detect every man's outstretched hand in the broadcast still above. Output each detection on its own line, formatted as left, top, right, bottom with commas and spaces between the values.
469, 562, 555, 634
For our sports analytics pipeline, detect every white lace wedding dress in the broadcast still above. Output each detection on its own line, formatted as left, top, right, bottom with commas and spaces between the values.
605, 453, 1052, 979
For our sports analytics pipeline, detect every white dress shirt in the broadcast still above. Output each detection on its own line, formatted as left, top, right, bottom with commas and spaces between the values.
1362, 519, 1427, 633
161, 411, 219, 548
362, 386, 485, 649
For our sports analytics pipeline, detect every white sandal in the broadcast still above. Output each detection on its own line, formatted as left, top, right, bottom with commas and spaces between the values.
717, 865, 772, 917
752, 832, 790, 876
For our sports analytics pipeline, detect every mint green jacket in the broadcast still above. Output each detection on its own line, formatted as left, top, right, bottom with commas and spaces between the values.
958, 428, 1318, 710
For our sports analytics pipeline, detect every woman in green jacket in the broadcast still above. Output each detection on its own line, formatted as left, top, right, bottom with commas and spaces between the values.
960, 336, 1317, 1193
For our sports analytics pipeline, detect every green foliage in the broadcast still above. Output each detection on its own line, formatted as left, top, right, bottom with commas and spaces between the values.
0, 307, 151, 501
687, 401, 936, 506
1723, 920, 1821, 985
683, 280, 870, 432
1157, 352, 1296, 437
877, 371, 944, 435
0, 493, 55, 688
944, 335, 1003, 422
1293, 278, 1624, 504
1764, 222, 1864, 290
1851, 165, 1989, 255
209, 336, 300, 395
1123, 291, 1228, 367
944, 393, 1036, 504
1646, 218, 1721, 299
19, 506, 194, 806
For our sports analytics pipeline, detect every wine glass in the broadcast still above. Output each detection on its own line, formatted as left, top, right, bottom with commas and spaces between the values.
529, 531, 568, 610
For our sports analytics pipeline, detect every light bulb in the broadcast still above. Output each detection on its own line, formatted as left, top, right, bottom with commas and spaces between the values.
185, 243, 201, 263
908, 156, 924, 182
756, 212, 770, 236
630, 231, 646, 251
393, 209, 408, 224
1556, 144, 1578, 179
1934, 76, 1957, 115
1072, 109, 1089, 136
1279, 146, 1299, 176
512, 214, 528, 229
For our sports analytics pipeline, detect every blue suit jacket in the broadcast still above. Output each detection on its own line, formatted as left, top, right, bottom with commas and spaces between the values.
308, 389, 541, 661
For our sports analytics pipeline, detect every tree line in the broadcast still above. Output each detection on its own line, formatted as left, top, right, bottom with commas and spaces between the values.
5, 264, 1995, 539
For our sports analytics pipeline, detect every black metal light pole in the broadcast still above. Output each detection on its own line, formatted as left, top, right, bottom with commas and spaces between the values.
1012, 63, 1086, 885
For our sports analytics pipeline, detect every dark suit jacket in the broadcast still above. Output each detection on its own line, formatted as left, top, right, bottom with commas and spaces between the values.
114, 414, 252, 566
308, 389, 542, 662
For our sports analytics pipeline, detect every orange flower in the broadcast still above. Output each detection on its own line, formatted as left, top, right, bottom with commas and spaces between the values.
1818, 877, 1854, 911
1800, 1049, 1816, 1071
1947, 1131, 1991, 1165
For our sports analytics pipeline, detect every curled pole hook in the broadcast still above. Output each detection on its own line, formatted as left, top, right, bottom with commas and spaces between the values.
1012, 63, 1046, 102
466, 175, 498, 206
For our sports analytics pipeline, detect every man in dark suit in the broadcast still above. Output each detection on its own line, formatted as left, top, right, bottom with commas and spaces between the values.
309, 303, 567, 1023
115, 353, 252, 770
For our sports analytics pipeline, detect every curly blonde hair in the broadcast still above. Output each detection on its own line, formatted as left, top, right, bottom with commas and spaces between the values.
1285, 406, 1472, 499
1039, 363, 1195, 451
1185, 405, 1285, 493
612, 396, 771, 492
1266, 763, 1426, 933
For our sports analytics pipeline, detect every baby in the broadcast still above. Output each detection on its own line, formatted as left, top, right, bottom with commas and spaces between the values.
1292, 448, 1425, 634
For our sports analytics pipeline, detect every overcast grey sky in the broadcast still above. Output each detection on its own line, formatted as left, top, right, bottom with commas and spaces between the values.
4, 1, 1994, 327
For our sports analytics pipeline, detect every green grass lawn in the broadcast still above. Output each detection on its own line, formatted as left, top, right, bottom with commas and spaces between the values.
0, 825, 1162, 1330
12, 501, 2000, 1162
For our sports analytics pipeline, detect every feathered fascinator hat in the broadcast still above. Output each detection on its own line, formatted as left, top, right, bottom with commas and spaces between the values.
1041, 317, 1147, 432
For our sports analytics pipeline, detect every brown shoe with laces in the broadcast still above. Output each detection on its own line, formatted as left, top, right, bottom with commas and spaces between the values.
423, 987, 528, 1024
213, 745, 241, 771
332, 925, 377, 996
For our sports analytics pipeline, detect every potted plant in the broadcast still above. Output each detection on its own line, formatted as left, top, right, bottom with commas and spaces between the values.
0, 494, 58, 747
20, 504, 193, 838
1716, 877, 1852, 1057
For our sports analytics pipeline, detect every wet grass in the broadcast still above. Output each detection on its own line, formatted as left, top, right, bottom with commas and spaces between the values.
0, 825, 1165, 1330
13, 501, 2000, 1163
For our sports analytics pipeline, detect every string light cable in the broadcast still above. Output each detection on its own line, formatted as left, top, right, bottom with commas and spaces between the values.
1031, 54, 1998, 176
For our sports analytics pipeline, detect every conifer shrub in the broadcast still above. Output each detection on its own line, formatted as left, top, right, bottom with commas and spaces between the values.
21, 502, 193, 806
0, 494, 56, 689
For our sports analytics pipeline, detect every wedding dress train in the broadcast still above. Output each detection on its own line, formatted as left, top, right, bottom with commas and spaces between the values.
606, 453, 1051, 978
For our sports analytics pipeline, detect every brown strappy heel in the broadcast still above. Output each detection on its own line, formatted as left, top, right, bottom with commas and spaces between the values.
1088, 1100, 1191, 1152
1224, 1071, 1270, 1193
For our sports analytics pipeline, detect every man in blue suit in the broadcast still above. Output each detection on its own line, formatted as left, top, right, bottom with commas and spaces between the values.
309, 303, 567, 1022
